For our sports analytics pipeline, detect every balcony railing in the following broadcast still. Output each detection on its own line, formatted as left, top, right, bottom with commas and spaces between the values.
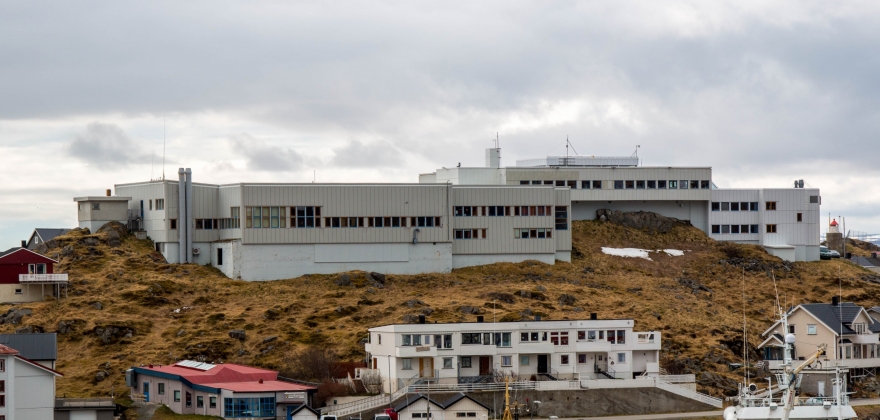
19, 274, 69, 283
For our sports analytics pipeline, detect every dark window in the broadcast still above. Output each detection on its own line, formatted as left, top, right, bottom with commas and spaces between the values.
711, 225, 720, 234
680, 180, 689, 189
520, 180, 529, 185
625, 180, 635, 189
741, 225, 750, 234
750, 202, 759, 211
566, 180, 576, 188
217, 248, 223, 266
751, 224, 759, 234
690, 180, 700, 189
766, 202, 777, 210
730, 202, 740, 211
592, 180, 602, 189
210, 396, 217, 408
647, 180, 656, 189
614, 180, 624, 189
657, 180, 667, 189
701, 180, 710, 189
582, 180, 591, 189
462, 333, 481, 344
158, 383, 165, 395
531, 180, 541, 185
170, 219, 177, 229
555, 180, 565, 186
197, 396, 204, 408
186, 392, 192, 407
635, 180, 645, 189
224, 397, 276, 418
797, 213, 803, 222
196, 219, 204, 229
731, 225, 740, 234
461, 357, 472, 368
740, 202, 749, 211
555, 206, 568, 230
766, 224, 777, 233
711, 202, 720, 211
810, 195, 820, 204
543, 180, 553, 185
174, 390, 181, 402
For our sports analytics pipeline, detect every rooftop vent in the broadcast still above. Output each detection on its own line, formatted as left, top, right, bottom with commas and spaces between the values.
418, 315, 426, 324
476, 315, 484, 323
590, 313, 597, 320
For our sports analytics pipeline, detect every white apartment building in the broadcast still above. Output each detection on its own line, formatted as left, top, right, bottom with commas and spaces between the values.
364, 316, 661, 393
420, 148, 820, 261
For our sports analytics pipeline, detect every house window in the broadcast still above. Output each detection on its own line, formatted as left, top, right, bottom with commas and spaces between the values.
0, 380, 4, 392
751, 224, 760, 234
617, 330, 626, 344
721, 225, 730, 234
149, 199, 153, 211
0, 359, 4, 371
690, 180, 700, 189
730, 202, 740, 211
14, 289, 22, 295
174, 390, 181, 402
412, 414, 433, 418
156, 199, 164, 210
92, 203, 100, 210
657, 180, 667, 189
566, 180, 576, 189
614, 180, 624, 189
443, 358, 453, 369
501, 356, 512, 367
581, 180, 591, 189
711, 202, 720, 211
377, 334, 381, 345
520, 355, 529, 366
577, 331, 586, 341
701, 180, 710, 189
766, 224, 778, 233
788, 325, 795, 334
617, 353, 626, 363
766, 201, 777, 210
78, 203, 83, 211
170, 219, 177, 229
797, 213, 803, 222
592, 180, 602, 189
808, 325, 817, 335
587, 331, 596, 341
679, 180, 688, 189
197, 396, 204, 408
291, 206, 320, 228
0, 395, 4, 407
224, 397, 276, 418
810, 195, 820, 204
403, 335, 412, 346
647, 180, 656, 189
461, 357, 472, 368
443, 334, 452, 349
598, 331, 604, 340
210, 396, 217, 408
217, 248, 223, 266
731, 225, 740, 234
462, 333, 481, 344
750, 202, 759, 211
578, 354, 587, 364
402, 359, 412, 370
711, 225, 720, 234
668, 180, 677, 189
560, 355, 569, 365
158, 383, 165, 395
186, 392, 192, 407
635, 180, 645, 189
625, 180, 635, 189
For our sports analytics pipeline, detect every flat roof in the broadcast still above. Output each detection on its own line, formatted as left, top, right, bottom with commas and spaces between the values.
73, 196, 131, 202
369, 318, 638, 330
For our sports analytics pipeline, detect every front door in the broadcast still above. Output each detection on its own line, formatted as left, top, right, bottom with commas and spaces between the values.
419, 358, 434, 378
479, 356, 492, 375
595, 355, 607, 373
143, 382, 150, 402
537, 355, 548, 374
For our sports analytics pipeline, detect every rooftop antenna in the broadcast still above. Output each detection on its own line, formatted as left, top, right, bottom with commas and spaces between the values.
162, 115, 166, 180
495, 132, 500, 149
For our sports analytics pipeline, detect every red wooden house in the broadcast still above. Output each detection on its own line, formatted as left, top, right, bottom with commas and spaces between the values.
0, 248, 67, 303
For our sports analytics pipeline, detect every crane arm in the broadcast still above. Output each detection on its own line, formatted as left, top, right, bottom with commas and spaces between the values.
782, 343, 828, 420
792, 343, 827, 376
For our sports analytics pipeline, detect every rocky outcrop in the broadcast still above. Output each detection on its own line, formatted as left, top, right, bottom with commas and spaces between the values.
93, 325, 135, 345
228, 329, 247, 341
596, 209, 689, 233
0, 308, 32, 325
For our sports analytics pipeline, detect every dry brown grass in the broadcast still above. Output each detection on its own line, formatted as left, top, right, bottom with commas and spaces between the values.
5, 221, 878, 398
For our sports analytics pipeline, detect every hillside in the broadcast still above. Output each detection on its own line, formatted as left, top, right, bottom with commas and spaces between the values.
5, 219, 879, 399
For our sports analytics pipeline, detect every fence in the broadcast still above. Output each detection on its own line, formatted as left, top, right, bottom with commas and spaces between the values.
56, 398, 116, 408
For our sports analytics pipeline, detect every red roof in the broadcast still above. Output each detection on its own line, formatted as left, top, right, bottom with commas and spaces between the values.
140, 362, 314, 393
0, 344, 19, 355
831, 219, 839, 226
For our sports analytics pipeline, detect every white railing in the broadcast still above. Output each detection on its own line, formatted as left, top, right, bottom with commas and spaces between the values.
321, 387, 408, 416
655, 374, 696, 383
408, 381, 536, 393
19, 274, 69, 283
654, 378, 722, 408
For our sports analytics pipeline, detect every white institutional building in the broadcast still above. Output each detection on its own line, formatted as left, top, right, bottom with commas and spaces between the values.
364, 315, 661, 393
74, 146, 821, 280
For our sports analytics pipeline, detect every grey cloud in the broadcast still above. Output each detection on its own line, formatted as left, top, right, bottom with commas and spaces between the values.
230, 133, 303, 172
68, 122, 148, 168
331, 140, 403, 168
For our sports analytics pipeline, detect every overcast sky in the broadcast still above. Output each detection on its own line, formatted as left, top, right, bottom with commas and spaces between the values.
2, 1, 879, 248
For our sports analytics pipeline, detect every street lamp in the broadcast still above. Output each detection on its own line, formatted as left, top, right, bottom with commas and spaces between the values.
531, 401, 541, 420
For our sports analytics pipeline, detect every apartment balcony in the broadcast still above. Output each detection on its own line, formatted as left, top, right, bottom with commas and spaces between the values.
396, 346, 439, 358
19, 274, 69, 284
848, 334, 880, 344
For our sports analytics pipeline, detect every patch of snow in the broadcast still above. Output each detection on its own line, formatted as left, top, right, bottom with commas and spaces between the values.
662, 249, 685, 256
601, 247, 653, 261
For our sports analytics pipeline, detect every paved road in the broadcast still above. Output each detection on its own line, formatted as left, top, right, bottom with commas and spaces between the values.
556, 399, 880, 420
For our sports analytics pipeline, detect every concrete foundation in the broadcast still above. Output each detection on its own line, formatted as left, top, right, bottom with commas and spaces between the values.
826, 232, 844, 255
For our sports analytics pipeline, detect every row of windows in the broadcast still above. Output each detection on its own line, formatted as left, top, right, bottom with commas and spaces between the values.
147, 199, 165, 211
195, 218, 240, 230
711, 224, 780, 234
454, 229, 487, 240
402, 352, 627, 370
150, 383, 217, 408
242, 207, 443, 229
224, 397, 275, 418
615, 180, 710, 190
397, 329, 628, 347
712, 202, 760, 211
454, 206, 554, 217
514, 228, 553, 239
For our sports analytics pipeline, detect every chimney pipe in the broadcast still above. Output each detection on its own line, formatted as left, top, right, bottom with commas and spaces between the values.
106, 189, 111, 197
590, 313, 597, 320
418, 315, 425, 324
259, 378, 263, 384
534, 315, 541, 321
21, 240, 26, 248
185, 168, 193, 263
832, 296, 840, 306
476, 315, 484, 323
178, 168, 187, 265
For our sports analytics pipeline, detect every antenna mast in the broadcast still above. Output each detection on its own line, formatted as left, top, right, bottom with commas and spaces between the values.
162, 115, 166, 180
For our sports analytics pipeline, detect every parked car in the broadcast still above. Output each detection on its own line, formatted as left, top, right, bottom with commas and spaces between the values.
820, 246, 832, 260
830, 250, 841, 258
375, 414, 393, 420
321, 416, 338, 420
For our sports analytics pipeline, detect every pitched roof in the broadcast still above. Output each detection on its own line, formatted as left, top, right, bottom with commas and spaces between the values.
0, 343, 19, 354
394, 393, 490, 413
136, 361, 315, 393
800, 303, 866, 335
15, 355, 63, 377
0, 247, 59, 263
291, 405, 320, 416
394, 395, 444, 413
0, 333, 57, 360
32, 229, 71, 245
440, 393, 491, 411
0, 248, 20, 259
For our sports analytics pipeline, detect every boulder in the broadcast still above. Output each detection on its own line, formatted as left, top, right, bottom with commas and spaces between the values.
90, 302, 103, 310
405, 299, 425, 308
93, 326, 135, 345
81, 237, 99, 246
557, 294, 577, 306
697, 371, 738, 396
98, 222, 126, 248
262, 336, 278, 344
420, 307, 434, 316
535, 285, 547, 292
335, 274, 352, 287
459, 305, 482, 315
56, 319, 85, 334
15, 325, 42, 334
402, 314, 420, 323
596, 209, 689, 233
229, 329, 247, 341
369, 272, 386, 284
95, 370, 109, 383
60, 245, 75, 258
0, 308, 32, 325
484, 292, 516, 304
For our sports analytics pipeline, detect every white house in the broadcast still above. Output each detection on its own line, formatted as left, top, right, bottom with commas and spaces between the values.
393, 393, 490, 420
0, 343, 63, 419
365, 316, 660, 393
